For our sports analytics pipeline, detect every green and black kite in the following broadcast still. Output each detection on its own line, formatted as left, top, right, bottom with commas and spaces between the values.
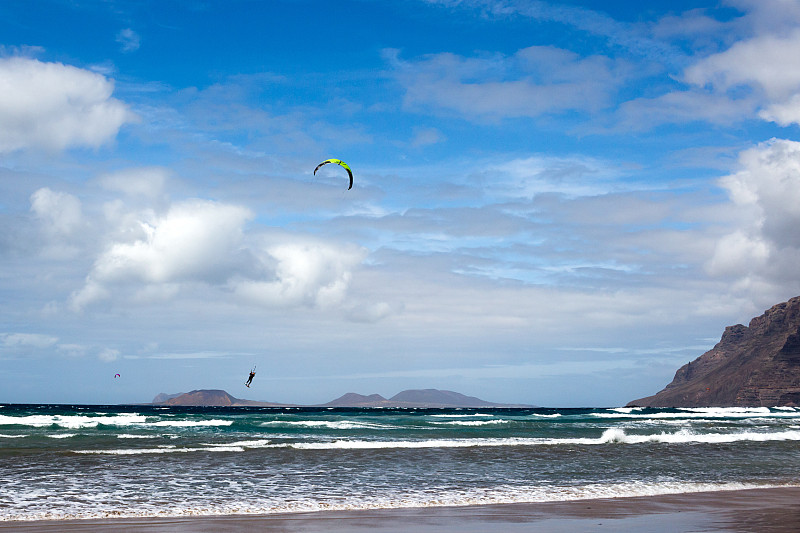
314, 159, 354, 190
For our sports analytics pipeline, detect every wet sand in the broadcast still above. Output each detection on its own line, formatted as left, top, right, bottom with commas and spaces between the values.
3, 487, 799, 532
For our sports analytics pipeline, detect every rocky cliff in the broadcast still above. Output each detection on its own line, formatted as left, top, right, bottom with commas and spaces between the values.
628, 296, 800, 407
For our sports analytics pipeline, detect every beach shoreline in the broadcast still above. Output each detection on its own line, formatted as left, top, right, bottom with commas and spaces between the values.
3, 486, 799, 532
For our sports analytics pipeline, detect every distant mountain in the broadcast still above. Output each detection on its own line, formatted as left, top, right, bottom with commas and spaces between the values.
321, 389, 532, 408
628, 296, 800, 407
391, 389, 504, 407
151, 392, 184, 404
150, 388, 531, 408
155, 389, 290, 407
323, 392, 390, 407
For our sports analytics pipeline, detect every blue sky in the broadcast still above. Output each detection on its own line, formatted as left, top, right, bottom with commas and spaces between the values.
2, 0, 800, 406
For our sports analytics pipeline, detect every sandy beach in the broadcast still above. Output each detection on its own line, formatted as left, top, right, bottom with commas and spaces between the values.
2, 487, 799, 533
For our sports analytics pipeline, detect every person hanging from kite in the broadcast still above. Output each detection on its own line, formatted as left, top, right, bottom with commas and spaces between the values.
245, 367, 256, 388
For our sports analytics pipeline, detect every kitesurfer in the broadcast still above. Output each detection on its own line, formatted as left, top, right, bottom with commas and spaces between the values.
245, 367, 256, 388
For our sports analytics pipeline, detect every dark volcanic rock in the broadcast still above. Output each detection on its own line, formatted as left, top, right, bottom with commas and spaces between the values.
158, 389, 288, 407
152, 392, 184, 404
389, 389, 500, 407
163, 389, 237, 406
323, 393, 390, 407
152, 389, 532, 408
628, 296, 800, 407
321, 389, 532, 408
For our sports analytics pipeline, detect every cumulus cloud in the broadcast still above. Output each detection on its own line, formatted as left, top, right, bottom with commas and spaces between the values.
386, 46, 626, 120
233, 240, 367, 309
0, 57, 135, 153
707, 138, 800, 297
69, 197, 367, 313
72, 199, 254, 309
684, 29, 800, 126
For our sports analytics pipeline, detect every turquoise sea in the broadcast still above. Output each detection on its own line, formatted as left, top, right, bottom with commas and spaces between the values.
1, 404, 799, 521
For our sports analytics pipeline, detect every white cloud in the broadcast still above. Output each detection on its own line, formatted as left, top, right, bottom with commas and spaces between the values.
721, 138, 800, 247
684, 29, 800, 126
116, 28, 141, 53
233, 240, 367, 309
706, 230, 769, 278
98, 167, 169, 200
72, 199, 254, 309
1, 333, 58, 349
0, 57, 135, 153
56, 343, 88, 358
69, 197, 367, 312
707, 138, 800, 299
387, 45, 626, 120
29, 188, 87, 259
98, 348, 120, 362
726, 0, 800, 36
615, 89, 757, 129
759, 93, 800, 126
487, 155, 624, 198
410, 127, 445, 147
685, 30, 800, 99
30, 188, 84, 237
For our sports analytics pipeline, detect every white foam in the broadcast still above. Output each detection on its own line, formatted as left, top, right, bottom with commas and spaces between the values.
73, 439, 273, 455
431, 419, 507, 426
0, 413, 147, 429
430, 413, 495, 418
74, 445, 245, 455
275, 427, 800, 450
0, 413, 237, 429
584, 427, 800, 445
592, 407, 800, 420
611, 407, 643, 414
147, 419, 233, 427
260, 420, 391, 430
2, 481, 796, 522
204, 439, 271, 448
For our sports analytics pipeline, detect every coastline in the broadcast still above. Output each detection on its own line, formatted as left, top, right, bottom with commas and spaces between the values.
3, 487, 799, 532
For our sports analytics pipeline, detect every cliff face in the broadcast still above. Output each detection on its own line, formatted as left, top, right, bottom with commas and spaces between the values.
628, 296, 800, 407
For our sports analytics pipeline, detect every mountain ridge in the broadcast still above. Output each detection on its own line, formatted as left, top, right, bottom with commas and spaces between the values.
152, 388, 532, 408
628, 295, 800, 407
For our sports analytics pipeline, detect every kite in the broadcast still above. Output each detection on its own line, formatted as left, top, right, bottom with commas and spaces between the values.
114, 374, 121, 378
314, 159, 353, 190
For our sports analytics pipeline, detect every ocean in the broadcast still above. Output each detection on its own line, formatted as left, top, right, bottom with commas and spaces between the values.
1, 404, 799, 522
